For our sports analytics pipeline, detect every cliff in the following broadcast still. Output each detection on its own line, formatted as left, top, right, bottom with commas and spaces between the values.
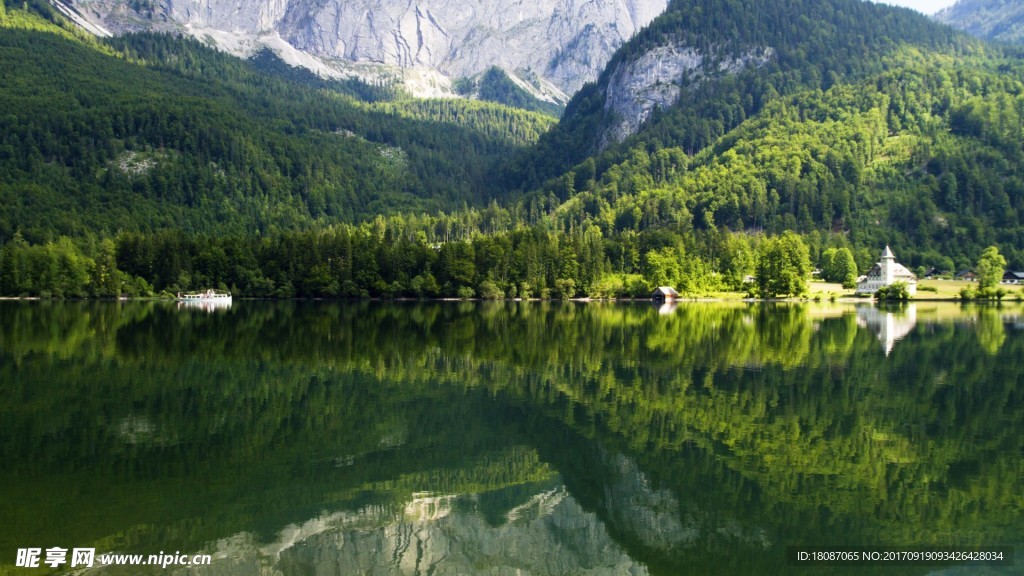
65, 0, 667, 99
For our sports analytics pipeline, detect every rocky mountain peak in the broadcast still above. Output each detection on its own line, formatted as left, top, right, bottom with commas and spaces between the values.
66, 0, 669, 99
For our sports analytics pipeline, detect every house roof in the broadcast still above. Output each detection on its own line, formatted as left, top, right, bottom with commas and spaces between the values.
891, 263, 916, 279
653, 286, 679, 296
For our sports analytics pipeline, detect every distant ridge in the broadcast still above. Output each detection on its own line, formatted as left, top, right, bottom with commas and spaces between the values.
935, 0, 1024, 44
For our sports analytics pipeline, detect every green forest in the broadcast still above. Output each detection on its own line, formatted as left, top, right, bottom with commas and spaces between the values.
2, 0, 1024, 297
0, 10, 554, 237
456, 66, 565, 117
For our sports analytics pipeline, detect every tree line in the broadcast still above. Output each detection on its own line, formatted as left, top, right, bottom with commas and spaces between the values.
0, 223, 818, 299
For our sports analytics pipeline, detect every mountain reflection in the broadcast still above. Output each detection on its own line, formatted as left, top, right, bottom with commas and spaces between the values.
0, 301, 1021, 575
170, 482, 648, 576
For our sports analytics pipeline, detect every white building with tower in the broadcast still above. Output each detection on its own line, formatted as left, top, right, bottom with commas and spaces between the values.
856, 246, 917, 296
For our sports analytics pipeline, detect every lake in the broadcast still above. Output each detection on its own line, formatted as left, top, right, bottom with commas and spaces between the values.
1, 300, 1021, 575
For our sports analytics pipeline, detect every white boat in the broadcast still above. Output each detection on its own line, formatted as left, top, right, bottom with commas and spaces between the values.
177, 289, 232, 302
177, 290, 232, 312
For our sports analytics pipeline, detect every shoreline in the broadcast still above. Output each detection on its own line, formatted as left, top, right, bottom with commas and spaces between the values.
1, 295, 1020, 304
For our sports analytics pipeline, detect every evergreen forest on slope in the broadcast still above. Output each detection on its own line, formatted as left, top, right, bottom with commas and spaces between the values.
0, 1, 554, 238
2, 0, 1024, 298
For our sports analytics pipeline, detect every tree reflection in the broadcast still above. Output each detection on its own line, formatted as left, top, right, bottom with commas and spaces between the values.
0, 301, 1021, 575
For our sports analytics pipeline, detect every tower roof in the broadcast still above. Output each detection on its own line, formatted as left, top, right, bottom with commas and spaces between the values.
882, 245, 895, 259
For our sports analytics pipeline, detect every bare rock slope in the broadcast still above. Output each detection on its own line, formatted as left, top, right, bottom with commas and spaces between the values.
67, 0, 668, 100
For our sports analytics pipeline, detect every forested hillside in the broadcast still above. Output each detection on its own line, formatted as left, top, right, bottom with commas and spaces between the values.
456, 67, 565, 118
515, 0, 978, 186
0, 6, 554, 239
2, 0, 1024, 299
496, 0, 1024, 274
525, 56, 1024, 270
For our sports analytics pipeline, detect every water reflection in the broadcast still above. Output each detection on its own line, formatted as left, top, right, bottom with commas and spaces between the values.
856, 303, 917, 355
0, 301, 1021, 575
177, 298, 233, 313
165, 482, 648, 576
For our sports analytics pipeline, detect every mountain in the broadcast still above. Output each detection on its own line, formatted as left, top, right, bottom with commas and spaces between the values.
61, 0, 668, 103
497, 0, 1024, 271
0, 3, 555, 240
936, 0, 1024, 44
514, 0, 976, 185
4, 0, 1024, 299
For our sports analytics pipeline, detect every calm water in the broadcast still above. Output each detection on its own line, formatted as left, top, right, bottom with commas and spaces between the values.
1, 300, 1022, 575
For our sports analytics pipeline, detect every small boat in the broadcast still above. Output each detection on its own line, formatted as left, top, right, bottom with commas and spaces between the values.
177, 289, 232, 312
177, 289, 232, 302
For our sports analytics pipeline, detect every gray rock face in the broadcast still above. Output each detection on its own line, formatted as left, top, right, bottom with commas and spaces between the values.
67, 0, 668, 98
600, 41, 774, 146
602, 43, 703, 146
934, 0, 1024, 44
